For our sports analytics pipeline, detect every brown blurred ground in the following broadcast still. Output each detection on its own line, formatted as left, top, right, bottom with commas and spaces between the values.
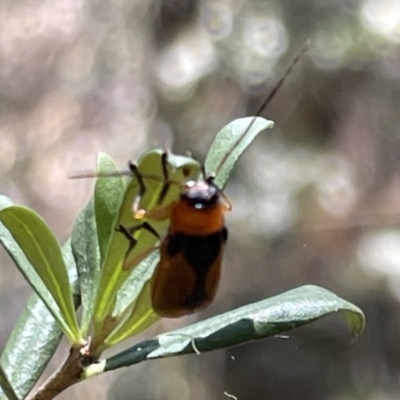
1, 0, 400, 399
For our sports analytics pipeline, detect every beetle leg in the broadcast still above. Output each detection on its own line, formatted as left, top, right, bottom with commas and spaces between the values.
128, 161, 146, 213
116, 222, 160, 255
122, 244, 159, 271
158, 151, 170, 205
116, 222, 161, 270
134, 201, 176, 221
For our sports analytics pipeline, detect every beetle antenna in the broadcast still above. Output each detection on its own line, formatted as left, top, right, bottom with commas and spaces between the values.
254, 39, 310, 117
213, 40, 310, 178
69, 163, 171, 183
69, 170, 132, 179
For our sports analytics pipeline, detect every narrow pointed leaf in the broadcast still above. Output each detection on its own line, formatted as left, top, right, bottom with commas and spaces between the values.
72, 154, 121, 336
0, 206, 81, 344
71, 198, 100, 336
0, 295, 62, 400
104, 253, 161, 346
113, 251, 159, 317
105, 282, 159, 346
0, 239, 79, 400
205, 117, 274, 189
94, 153, 124, 262
84, 285, 364, 376
0, 365, 18, 400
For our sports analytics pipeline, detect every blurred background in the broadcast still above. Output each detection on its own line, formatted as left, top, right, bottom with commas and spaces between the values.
0, 0, 399, 399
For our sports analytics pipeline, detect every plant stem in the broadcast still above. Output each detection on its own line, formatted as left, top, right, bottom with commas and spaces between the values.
29, 347, 85, 400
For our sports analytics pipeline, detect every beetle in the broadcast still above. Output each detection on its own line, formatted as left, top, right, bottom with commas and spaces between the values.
117, 152, 232, 318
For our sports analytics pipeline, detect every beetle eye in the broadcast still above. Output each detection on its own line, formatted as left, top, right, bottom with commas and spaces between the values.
206, 175, 215, 185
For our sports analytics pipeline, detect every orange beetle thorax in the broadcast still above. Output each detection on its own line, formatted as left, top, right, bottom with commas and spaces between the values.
169, 180, 226, 236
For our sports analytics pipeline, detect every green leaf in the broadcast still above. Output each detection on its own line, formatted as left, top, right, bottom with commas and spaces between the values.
113, 251, 159, 316
71, 154, 122, 336
105, 282, 159, 346
0, 206, 81, 344
91, 150, 200, 333
205, 116, 274, 189
0, 364, 19, 400
0, 238, 79, 400
94, 153, 124, 262
84, 285, 364, 376
62, 238, 80, 308
71, 198, 101, 336
103, 252, 161, 346
0, 294, 62, 400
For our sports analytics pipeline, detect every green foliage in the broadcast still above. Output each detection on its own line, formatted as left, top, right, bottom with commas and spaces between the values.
0, 234, 78, 400
205, 117, 274, 188
0, 364, 19, 400
86, 285, 364, 376
0, 206, 82, 345
0, 117, 365, 399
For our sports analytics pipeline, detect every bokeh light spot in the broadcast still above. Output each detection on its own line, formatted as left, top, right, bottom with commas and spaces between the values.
157, 27, 216, 99
242, 16, 288, 58
360, 0, 400, 42
201, 2, 233, 40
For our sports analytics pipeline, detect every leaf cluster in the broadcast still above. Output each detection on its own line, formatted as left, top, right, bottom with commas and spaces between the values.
0, 117, 364, 400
